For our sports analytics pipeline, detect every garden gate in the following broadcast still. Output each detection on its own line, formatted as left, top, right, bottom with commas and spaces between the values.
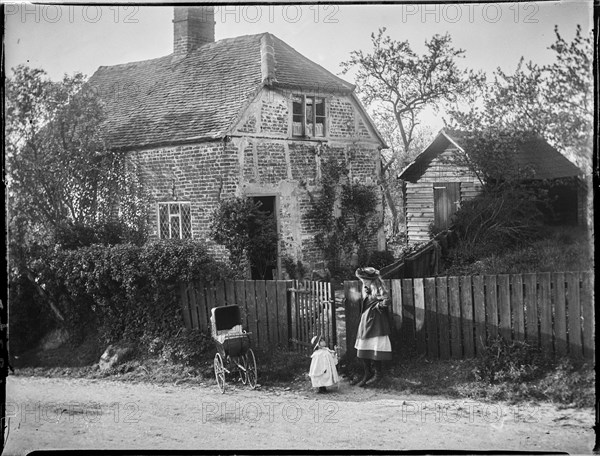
179, 279, 336, 352
288, 280, 336, 353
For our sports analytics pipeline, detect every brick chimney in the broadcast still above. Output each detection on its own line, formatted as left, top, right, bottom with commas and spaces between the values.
173, 6, 215, 56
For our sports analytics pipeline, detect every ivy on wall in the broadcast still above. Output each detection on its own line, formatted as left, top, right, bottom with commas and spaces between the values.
209, 197, 277, 279
307, 149, 381, 270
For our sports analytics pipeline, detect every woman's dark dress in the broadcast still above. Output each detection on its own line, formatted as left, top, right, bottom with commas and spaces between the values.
354, 293, 392, 361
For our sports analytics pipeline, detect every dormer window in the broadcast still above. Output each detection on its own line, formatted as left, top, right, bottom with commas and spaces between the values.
292, 95, 326, 138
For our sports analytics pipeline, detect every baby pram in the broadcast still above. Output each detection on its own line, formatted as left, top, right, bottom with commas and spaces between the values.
211, 305, 258, 393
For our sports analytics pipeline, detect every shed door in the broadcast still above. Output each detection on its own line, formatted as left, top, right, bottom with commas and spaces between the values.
434, 182, 461, 230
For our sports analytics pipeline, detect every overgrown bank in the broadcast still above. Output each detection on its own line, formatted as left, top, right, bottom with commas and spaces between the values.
442, 225, 592, 276
10, 240, 235, 360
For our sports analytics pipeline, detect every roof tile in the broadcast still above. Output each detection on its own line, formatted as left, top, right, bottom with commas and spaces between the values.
87, 33, 354, 150
399, 129, 582, 182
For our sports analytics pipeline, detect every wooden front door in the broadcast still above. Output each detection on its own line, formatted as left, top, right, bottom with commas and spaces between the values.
250, 196, 277, 280
434, 182, 461, 230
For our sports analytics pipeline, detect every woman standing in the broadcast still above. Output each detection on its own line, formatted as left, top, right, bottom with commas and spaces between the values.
352, 267, 392, 387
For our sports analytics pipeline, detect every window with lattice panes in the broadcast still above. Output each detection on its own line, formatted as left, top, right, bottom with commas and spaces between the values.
292, 95, 326, 137
158, 202, 192, 239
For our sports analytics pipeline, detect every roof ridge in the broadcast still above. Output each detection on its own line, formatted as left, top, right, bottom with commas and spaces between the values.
96, 53, 173, 71
260, 33, 277, 86
96, 34, 267, 72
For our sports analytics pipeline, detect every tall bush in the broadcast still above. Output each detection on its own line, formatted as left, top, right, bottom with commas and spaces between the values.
20, 240, 234, 349
209, 197, 277, 278
447, 184, 548, 265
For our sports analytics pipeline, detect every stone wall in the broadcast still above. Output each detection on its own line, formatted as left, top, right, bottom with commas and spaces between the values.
128, 86, 384, 275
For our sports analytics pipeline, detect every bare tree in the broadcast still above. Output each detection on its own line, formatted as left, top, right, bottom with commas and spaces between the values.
341, 29, 483, 234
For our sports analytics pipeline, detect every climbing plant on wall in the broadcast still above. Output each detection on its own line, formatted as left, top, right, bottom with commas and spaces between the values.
209, 196, 277, 278
307, 152, 381, 270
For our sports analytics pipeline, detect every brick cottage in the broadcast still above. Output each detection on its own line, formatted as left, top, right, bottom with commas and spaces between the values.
88, 6, 387, 278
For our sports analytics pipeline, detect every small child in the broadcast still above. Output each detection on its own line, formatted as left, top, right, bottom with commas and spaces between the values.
308, 335, 339, 394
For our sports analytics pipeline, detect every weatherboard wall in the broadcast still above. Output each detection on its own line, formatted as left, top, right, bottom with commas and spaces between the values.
403, 145, 482, 244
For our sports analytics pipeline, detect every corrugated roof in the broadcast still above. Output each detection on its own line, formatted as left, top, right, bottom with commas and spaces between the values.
399, 129, 582, 182
87, 33, 356, 150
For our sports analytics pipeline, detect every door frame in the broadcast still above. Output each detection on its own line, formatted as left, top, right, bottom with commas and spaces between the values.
433, 182, 461, 230
245, 193, 281, 279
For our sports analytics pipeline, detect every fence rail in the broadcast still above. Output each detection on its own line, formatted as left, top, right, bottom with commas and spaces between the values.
345, 271, 594, 360
381, 229, 457, 279
179, 280, 335, 351
180, 280, 292, 349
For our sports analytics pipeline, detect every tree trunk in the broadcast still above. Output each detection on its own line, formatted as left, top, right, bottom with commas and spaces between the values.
380, 179, 399, 236
24, 269, 65, 322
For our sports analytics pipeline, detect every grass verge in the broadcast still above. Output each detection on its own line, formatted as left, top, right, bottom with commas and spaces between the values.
13, 338, 594, 409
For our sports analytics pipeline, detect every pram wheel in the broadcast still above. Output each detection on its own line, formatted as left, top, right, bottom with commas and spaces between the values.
245, 348, 258, 389
214, 353, 226, 393
238, 356, 248, 385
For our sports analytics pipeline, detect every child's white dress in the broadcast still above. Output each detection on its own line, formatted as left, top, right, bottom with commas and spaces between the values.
309, 348, 339, 387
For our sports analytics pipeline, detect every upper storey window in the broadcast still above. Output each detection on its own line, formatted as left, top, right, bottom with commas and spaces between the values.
292, 95, 325, 138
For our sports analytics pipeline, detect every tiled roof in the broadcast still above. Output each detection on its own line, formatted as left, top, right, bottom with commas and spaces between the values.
269, 34, 354, 93
88, 33, 355, 150
399, 129, 582, 182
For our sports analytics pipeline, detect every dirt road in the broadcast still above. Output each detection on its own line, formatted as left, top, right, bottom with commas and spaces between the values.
4, 375, 595, 454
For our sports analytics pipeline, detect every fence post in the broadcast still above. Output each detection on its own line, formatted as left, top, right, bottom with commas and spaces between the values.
436, 277, 450, 359
344, 280, 362, 360
498, 275, 511, 341
180, 283, 192, 330
566, 272, 582, 357
276, 280, 290, 348
511, 274, 525, 341
538, 273, 553, 355
460, 275, 474, 358
580, 272, 594, 359
195, 281, 209, 333
401, 279, 416, 357
245, 281, 259, 346
485, 275, 498, 339
424, 277, 438, 358
328, 282, 337, 347
472, 275, 486, 355
524, 273, 539, 347
448, 276, 462, 359
413, 279, 426, 356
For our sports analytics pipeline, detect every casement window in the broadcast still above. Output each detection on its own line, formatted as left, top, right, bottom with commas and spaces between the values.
292, 95, 326, 137
158, 202, 192, 239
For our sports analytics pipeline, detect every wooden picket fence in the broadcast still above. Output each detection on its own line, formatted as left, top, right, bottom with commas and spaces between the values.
345, 271, 594, 360
179, 280, 335, 351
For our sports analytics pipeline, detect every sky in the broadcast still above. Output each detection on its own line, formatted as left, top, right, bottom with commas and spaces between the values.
4, 1, 593, 132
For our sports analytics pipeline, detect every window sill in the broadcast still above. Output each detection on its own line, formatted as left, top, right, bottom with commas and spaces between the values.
290, 136, 328, 142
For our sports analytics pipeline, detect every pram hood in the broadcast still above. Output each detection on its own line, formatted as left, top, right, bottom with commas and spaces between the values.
211, 305, 242, 331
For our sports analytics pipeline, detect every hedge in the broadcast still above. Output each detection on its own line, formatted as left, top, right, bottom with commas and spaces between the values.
31, 240, 235, 347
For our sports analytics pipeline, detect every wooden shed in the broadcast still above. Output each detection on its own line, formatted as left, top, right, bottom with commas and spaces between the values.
398, 129, 584, 244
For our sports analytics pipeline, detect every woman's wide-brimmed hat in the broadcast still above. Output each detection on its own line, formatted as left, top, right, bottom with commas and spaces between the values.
355, 267, 380, 280
311, 334, 323, 350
